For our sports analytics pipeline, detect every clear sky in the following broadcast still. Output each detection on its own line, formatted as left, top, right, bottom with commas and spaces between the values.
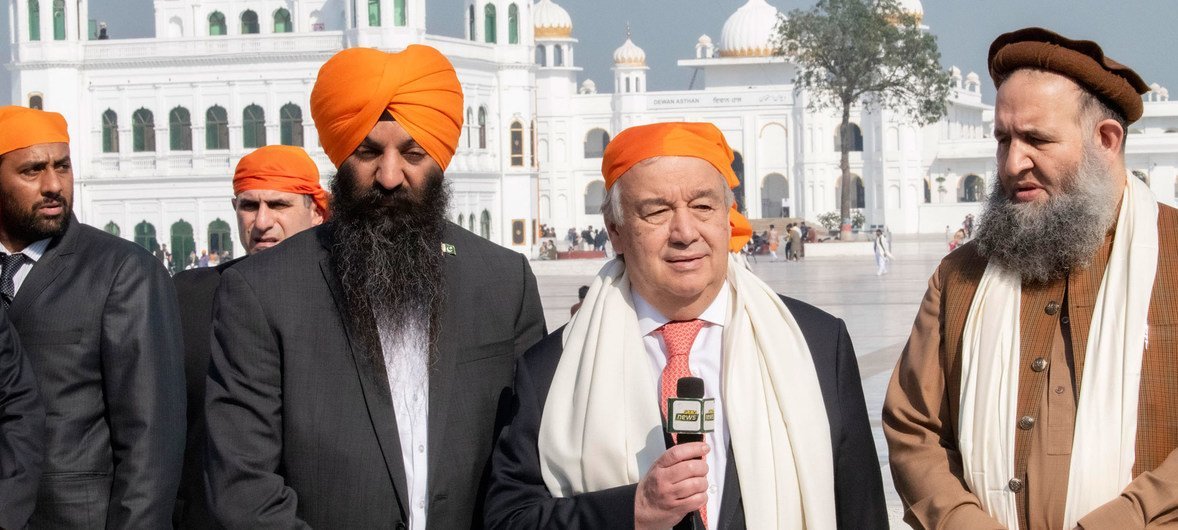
3, 0, 1177, 105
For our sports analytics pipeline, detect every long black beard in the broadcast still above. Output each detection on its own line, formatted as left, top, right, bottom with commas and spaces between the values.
975, 144, 1119, 284
329, 163, 450, 366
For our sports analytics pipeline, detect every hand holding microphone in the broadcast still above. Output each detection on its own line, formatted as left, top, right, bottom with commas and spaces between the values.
634, 377, 715, 530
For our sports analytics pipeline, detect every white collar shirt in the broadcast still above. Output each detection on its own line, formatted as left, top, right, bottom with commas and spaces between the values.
633, 283, 731, 523
1, 238, 51, 295
378, 320, 430, 530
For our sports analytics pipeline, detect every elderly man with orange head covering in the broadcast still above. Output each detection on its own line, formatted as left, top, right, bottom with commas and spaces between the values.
0, 106, 186, 527
884, 28, 1178, 530
484, 122, 885, 530
203, 45, 546, 529
170, 144, 327, 528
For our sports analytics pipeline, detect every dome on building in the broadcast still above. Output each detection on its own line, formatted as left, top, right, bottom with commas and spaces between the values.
897, 0, 924, 17
698, 34, 712, 46
965, 71, 980, 84
580, 79, 597, 94
949, 66, 961, 79
613, 36, 646, 66
533, 0, 573, 39
719, 0, 782, 58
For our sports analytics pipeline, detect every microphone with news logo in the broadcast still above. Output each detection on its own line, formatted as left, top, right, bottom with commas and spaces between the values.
665, 376, 715, 530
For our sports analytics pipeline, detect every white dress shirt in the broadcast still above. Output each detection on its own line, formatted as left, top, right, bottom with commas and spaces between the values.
1, 238, 51, 294
633, 284, 731, 523
378, 320, 430, 530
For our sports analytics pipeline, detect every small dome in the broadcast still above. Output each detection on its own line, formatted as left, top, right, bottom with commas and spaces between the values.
965, 71, 980, 84
719, 0, 782, 58
698, 34, 712, 45
949, 66, 961, 79
613, 36, 646, 66
580, 79, 597, 94
897, 0, 924, 18
534, 0, 572, 39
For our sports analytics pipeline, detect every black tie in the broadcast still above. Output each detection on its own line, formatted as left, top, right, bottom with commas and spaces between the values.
1, 253, 27, 308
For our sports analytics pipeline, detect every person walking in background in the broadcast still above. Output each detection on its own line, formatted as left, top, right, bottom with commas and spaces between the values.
768, 224, 780, 261
874, 228, 893, 276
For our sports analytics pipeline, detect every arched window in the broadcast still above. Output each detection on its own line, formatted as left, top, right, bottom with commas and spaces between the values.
457, 213, 465, 228
368, 0, 381, 27
535, 44, 546, 67
171, 219, 195, 273
28, 94, 43, 109
508, 4, 519, 44
731, 151, 746, 213
209, 11, 227, 36
480, 210, 491, 239
761, 173, 789, 218
478, 106, 487, 149
465, 108, 474, 148
836, 123, 864, 152
554, 45, 564, 67
241, 10, 259, 34
530, 119, 537, 167
959, 174, 984, 203
280, 103, 304, 147
28, 0, 40, 41
484, 4, 496, 43
52, 0, 64, 40
273, 8, 292, 33
169, 107, 192, 151
206, 105, 229, 150
208, 218, 233, 259
243, 104, 266, 148
510, 120, 524, 167
394, 0, 407, 26
132, 108, 156, 152
102, 109, 119, 153
134, 221, 158, 252
467, 212, 475, 232
104, 221, 120, 236
468, 5, 476, 40
923, 178, 931, 204
584, 181, 605, 215
584, 128, 609, 158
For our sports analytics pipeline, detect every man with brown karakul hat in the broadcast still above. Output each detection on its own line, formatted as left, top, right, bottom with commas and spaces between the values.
884, 27, 1178, 529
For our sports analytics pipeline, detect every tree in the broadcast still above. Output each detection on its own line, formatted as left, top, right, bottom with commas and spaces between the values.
776, 0, 951, 239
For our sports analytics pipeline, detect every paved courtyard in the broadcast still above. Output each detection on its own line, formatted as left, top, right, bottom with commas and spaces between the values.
530, 234, 953, 528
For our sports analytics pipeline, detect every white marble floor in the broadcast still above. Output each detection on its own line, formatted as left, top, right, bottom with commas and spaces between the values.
531, 234, 953, 528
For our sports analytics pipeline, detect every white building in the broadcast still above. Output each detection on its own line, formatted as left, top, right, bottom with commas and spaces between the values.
7, 0, 1178, 263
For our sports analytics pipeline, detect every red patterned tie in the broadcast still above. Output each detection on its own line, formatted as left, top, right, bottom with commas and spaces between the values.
658, 319, 708, 527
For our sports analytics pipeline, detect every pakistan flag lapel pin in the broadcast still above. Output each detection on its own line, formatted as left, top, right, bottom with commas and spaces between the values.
441, 242, 457, 256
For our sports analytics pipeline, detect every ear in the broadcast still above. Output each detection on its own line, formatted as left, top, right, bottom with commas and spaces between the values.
605, 220, 625, 257
1094, 118, 1125, 155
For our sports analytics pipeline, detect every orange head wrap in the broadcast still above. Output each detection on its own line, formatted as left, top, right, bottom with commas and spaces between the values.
0, 106, 69, 156
310, 45, 464, 170
233, 145, 329, 216
601, 122, 753, 253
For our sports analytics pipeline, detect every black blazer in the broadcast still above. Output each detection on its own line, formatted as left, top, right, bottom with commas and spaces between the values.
10, 217, 187, 529
484, 296, 888, 530
204, 222, 547, 529
172, 257, 243, 529
0, 305, 45, 530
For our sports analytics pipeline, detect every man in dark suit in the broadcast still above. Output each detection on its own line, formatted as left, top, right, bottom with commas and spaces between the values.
172, 145, 327, 528
0, 106, 186, 528
204, 45, 546, 529
484, 122, 886, 529
0, 305, 44, 530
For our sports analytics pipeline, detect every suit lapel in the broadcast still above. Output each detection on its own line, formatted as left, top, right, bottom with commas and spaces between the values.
9, 220, 77, 320
427, 232, 461, 490
717, 442, 743, 529
316, 230, 411, 516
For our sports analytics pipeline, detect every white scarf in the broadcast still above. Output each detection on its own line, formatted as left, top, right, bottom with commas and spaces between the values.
958, 176, 1158, 529
538, 255, 836, 529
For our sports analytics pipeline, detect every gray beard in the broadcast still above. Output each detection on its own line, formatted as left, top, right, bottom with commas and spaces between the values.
975, 145, 1120, 284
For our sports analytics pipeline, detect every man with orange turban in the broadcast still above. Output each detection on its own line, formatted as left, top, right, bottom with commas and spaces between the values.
885, 28, 1178, 530
0, 106, 185, 527
485, 122, 885, 529
204, 45, 546, 529
171, 144, 327, 528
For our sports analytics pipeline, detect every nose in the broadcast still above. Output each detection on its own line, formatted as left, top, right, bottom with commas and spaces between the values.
42, 169, 65, 196
374, 150, 407, 190
1000, 140, 1033, 182
667, 207, 701, 246
254, 204, 275, 231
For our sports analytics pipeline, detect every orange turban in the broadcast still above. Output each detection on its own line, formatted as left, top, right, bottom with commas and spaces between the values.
311, 45, 464, 170
0, 106, 69, 156
601, 122, 753, 253
233, 145, 329, 215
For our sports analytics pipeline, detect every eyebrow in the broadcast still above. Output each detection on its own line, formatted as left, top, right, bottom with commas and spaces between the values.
633, 188, 724, 210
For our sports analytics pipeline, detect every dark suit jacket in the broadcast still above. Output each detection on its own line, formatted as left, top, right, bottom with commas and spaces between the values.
484, 296, 888, 529
204, 222, 546, 529
10, 216, 187, 529
172, 258, 243, 529
0, 305, 44, 530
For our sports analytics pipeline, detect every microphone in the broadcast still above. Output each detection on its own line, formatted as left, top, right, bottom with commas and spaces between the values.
665, 376, 715, 444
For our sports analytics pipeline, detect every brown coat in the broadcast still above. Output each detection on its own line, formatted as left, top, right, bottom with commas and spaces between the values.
884, 203, 1178, 530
